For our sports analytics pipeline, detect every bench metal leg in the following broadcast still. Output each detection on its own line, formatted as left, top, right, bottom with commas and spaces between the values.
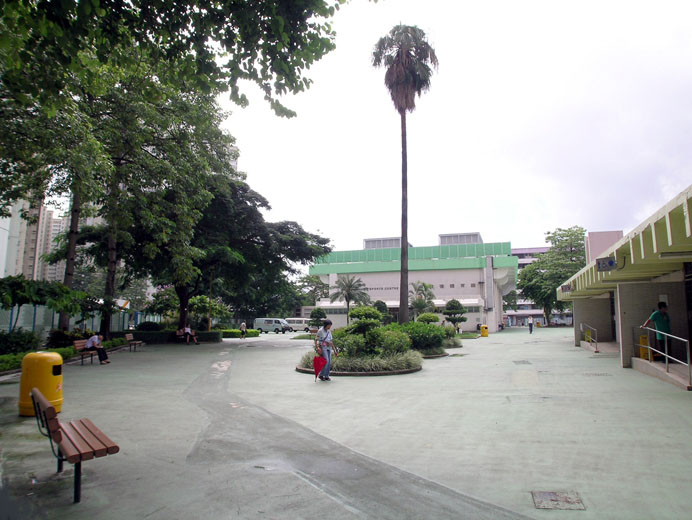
74, 462, 81, 503
57, 450, 64, 473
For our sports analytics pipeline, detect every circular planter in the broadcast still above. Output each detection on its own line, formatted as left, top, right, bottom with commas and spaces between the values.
295, 365, 422, 377
421, 352, 450, 359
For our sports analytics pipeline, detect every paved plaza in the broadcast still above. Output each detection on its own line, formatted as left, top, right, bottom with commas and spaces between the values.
1, 327, 691, 519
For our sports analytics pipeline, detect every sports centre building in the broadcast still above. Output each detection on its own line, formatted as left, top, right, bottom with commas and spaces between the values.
558, 184, 692, 390
308, 233, 518, 331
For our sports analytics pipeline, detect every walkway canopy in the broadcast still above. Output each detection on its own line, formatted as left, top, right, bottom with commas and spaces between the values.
558, 185, 692, 301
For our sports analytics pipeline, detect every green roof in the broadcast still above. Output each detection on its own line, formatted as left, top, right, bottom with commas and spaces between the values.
310, 243, 517, 275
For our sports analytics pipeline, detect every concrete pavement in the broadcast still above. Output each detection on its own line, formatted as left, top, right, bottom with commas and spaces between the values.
1, 327, 691, 519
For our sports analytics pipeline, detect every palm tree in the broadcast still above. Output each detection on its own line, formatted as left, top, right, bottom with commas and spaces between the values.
329, 274, 371, 324
373, 25, 438, 324
408, 281, 435, 320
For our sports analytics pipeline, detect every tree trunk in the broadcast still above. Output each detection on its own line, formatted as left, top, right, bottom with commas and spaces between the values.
398, 111, 409, 323
59, 189, 81, 330
99, 225, 118, 338
176, 285, 190, 329
100, 172, 120, 339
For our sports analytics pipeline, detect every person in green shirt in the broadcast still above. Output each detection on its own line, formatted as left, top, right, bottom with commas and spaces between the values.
641, 302, 671, 358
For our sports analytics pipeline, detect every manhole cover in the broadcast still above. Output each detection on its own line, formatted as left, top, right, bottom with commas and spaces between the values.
531, 491, 585, 510
582, 372, 612, 377
513, 360, 531, 365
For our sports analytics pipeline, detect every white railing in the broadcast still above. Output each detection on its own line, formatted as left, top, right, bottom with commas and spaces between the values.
580, 323, 599, 353
638, 327, 691, 387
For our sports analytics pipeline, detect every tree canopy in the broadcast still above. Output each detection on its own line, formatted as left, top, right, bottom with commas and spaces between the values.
329, 274, 370, 324
1, 0, 343, 116
518, 226, 586, 323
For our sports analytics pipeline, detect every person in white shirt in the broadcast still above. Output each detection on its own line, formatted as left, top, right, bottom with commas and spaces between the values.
85, 334, 110, 364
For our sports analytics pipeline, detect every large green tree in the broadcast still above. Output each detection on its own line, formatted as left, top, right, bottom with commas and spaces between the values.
1, 0, 342, 116
121, 175, 330, 327
372, 25, 438, 323
518, 226, 586, 323
329, 274, 370, 324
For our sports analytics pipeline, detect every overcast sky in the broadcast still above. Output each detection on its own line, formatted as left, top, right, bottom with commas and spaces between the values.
220, 0, 692, 252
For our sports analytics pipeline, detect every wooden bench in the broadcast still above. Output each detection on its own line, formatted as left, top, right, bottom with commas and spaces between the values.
176, 329, 198, 343
72, 339, 94, 365
124, 333, 143, 352
31, 387, 120, 503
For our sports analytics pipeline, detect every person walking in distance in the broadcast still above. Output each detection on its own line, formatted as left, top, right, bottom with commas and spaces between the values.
240, 321, 247, 339
528, 316, 534, 334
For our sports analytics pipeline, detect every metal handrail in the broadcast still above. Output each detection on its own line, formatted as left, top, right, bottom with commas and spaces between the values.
638, 326, 691, 387
580, 323, 599, 353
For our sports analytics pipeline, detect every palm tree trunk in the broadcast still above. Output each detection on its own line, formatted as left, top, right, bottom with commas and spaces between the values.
399, 111, 409, 323
59, 189, 81, 330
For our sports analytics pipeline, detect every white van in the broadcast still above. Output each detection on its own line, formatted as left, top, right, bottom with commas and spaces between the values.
253, 318, 291, 334
284, 318, 311, 332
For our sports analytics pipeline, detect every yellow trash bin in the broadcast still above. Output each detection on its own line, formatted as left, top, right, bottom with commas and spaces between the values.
18, 352, 63, 417
480, 325, 489, 337
639, 334, 651, 359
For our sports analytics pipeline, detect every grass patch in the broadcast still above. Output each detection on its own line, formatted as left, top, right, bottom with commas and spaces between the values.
291, 334, 315, 340
299, 350, 423, 372
443, 338, 463, 349
417, 346, 446, 356
458, 332, 479, 339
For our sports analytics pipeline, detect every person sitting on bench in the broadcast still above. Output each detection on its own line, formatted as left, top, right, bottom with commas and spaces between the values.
182, 324, 199, 345
85, 334, 110, 365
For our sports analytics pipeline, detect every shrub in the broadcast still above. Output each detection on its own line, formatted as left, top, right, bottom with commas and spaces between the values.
0, 346, 78, 373
0, 328, 42, 355
309, 307, 327, 327
331, 328, 349, 348
400, 322, 445, 351
136, 321, 164, 331
195, 331, 222, 343
380, 329, 411, 355
298, 350, 422, 372
417, 313, 439, 324
443, 325, 457, 339
443, 337, 462, 349
348, 306, 382, 322
130, 331, 174, 344
46, 329, 94, 349
346, 319, 381, 336
102, 338, 127, 348
0, 352, 26, 372
337, 334, 368, 357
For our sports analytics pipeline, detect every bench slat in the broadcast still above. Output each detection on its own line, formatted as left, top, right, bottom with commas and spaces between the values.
80, 418, 120, 455
60, 423, 95, 462
67, 420, 109, 458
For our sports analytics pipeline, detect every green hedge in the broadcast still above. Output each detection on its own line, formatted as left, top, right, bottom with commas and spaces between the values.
196, 331, 222, 343
0, 329, 42, 355
299, 350, 422, 372
221, 329, 260, 338
0, 347, 78, 372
